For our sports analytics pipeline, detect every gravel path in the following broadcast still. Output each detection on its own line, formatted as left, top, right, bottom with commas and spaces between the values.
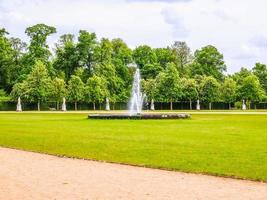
0, 147, 266, 200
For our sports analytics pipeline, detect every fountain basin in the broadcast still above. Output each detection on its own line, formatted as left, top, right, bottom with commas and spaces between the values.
88, 113, 190, 119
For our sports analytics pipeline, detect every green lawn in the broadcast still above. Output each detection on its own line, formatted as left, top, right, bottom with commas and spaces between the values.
0, 113, 267, 182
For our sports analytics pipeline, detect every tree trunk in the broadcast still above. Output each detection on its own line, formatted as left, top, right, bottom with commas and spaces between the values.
170, 101, 173, 110
75, 102, 77, 111
93, 102, 96, 110
209, 102, 212, 110
189, 100, 192, 110
37, 100, 40, 111
99, 103, 102, 110
113, 103, 115, 110
229, 102, 231, 110
56, 101, 59, 110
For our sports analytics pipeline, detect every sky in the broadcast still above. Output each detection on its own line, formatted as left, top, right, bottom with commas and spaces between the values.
1, 0, 267, 74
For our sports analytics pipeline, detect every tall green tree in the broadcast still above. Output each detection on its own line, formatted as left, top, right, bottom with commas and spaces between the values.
53, 34, 79, 81
220, 77, 237, 109
95, 38, 113, 64
85, 75, 108, 110
10, 82, 27, 100
9, 37, 27, 61
232, 67, 252, 85
111, 38, 132, 98
11, 61, 52, 111
111, 38, 132, 74
171, 41, 191, 75
25, 24, 56, 67
181, 78, 198, 110
94, 62, 123, 104
67, 75, 84, 110
154, 47, 175, 68
200, 76, 220, 110
237, 75, 265, 109
0, 28, 13, 91
190, 45, 226, 81
8, 37, 27, 88
142, 78, 157, 104
51, 78, 66, 110
95, 38, 130, 105
76, 30, 98, 76
111, 38, 132, 65
252, 63, 267, 93
156, 63, 182, 110
141, 63, 163, 80
133, 45, 157, 70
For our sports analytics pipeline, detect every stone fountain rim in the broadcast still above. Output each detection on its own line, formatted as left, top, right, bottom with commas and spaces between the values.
88, 113, 191, 120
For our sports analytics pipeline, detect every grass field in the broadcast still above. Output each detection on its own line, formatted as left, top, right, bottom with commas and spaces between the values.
0, 112, 267, 182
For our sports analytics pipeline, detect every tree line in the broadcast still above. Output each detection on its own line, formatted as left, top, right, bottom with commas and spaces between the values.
0, 24, 267, 110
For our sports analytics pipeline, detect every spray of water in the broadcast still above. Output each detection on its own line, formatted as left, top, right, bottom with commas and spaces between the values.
129, 68, 144, 115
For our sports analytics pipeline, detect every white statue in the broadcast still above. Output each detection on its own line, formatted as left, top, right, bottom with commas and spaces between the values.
16, 97, 22, 112
242, 100, 246, 110
105, 97, 110, 111
150, 99, 155, 110
62, 97, 67, 111
196, 99, 200, 110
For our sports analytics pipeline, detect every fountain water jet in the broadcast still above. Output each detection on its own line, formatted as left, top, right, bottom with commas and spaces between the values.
88, 65, 190, 119
129, 68, 144, 115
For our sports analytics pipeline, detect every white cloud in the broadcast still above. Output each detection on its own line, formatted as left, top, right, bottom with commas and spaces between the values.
250, 35, 267, 50
1, 0, 267, 73
161, 7, 189, 38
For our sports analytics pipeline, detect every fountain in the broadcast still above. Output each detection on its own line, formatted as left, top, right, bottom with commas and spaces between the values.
16, 97, 22, 112
129, 68, 144, 115
88, 66, 190, 119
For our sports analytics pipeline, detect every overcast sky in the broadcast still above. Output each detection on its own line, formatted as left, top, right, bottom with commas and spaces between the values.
1, 0, 267, 74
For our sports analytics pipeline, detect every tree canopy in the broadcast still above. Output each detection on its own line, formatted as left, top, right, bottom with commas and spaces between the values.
11, 60, 52, 110
200, 76, 220, 110
0, 24, 265, 110
25, 24, 56, 66
156, 63, 182, 110
220, 77, 237, 109
190, 45, 226, 81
